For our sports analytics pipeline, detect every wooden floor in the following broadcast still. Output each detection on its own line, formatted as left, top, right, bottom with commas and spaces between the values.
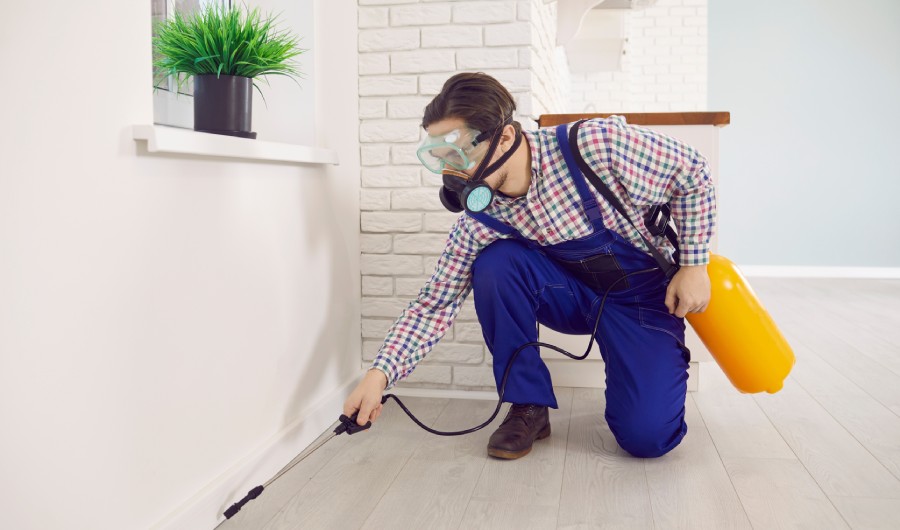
218, 278, 900, 529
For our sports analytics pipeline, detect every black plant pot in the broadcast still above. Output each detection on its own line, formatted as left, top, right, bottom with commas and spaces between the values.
193, 74, 257, 139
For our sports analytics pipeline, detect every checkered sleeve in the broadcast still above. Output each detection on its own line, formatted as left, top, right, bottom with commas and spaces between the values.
584, 117, 717, 266
371, 214, 500, 389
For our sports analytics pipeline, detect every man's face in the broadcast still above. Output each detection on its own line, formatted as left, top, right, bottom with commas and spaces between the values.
421, 117, 493, 179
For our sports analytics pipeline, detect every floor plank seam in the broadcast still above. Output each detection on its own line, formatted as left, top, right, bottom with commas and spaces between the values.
361, 398, 455, 530
803, 316, 900, 387
778, 318, 900, 423
820, 317, 900, 381
456, 401, 507, 530
554, 390, 576, 529
746, 389, 806, 468
769, 282, 900, 421
791, 375, 900, 485
750, 384, 856, 530
688, 393, 754, 527
455, 446, 492, 530
790, 314, 900, 419
641, 454, 657, 530
794, 284, 900, 371
255, 426, 352, 530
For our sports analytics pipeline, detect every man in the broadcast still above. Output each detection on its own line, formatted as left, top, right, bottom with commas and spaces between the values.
345, 72, 715, 459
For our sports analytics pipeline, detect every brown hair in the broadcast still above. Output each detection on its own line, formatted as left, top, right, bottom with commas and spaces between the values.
421, 72, 521, 135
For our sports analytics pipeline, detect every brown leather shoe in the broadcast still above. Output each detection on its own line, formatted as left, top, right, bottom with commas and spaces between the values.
487, 404, 551, 459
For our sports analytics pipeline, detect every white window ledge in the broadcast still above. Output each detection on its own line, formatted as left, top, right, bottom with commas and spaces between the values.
132, 125, 339, 166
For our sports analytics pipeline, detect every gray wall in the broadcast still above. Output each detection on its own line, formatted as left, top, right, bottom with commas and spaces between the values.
710, 0, 900, 267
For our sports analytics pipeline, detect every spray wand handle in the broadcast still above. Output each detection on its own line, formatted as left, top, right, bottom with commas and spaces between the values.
334, 394, 392, 435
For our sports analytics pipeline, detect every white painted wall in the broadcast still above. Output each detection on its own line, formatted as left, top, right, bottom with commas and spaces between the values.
710, 0, 900, 267
0, 1, 360, 529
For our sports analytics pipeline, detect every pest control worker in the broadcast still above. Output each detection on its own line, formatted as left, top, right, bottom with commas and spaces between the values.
344, 72, 716, 459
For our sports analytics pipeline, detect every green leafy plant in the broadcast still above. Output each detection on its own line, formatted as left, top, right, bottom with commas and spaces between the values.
152, 3, 305, 95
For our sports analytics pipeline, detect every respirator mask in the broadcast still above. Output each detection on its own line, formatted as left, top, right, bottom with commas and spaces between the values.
416, 117, 522, 214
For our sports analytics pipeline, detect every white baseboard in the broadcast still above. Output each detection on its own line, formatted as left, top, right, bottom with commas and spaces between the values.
740, 265, 900, 279
150, 370, 364, 530
544, 359, 700, 392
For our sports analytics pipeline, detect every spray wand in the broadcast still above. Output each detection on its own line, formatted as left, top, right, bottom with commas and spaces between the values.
222, 399, 385, 519
223, 268, 662, 520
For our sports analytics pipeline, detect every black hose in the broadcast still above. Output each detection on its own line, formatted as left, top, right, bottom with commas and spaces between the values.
382, 267, 663, 436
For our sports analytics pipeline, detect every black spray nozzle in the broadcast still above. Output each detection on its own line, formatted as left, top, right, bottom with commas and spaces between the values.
223, 485, 264, 519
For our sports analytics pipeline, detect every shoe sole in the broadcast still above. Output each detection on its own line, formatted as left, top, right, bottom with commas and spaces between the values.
487, 424, 551, 460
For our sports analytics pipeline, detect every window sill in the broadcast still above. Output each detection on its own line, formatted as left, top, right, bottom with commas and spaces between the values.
132, 125, 339, 165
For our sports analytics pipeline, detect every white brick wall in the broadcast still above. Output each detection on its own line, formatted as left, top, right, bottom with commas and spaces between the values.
357, 0, 707, 392
568, 0, 708, 113
358, 0, 545, 391
525, 0, 570, 125
452, 365, 496, 388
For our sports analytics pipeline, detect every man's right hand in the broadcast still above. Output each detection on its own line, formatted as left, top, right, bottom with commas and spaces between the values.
343, 368, 388, 427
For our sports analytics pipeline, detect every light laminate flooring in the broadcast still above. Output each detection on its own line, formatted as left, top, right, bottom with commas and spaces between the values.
218, 278, 900, 529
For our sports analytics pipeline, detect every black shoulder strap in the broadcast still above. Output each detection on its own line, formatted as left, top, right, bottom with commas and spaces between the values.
567, 120, 680, 279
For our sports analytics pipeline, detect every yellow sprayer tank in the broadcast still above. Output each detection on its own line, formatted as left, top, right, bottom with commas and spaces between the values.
685, 254, 795, 393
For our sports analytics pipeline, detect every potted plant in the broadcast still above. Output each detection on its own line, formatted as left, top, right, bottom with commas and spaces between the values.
152, 4, 304, 139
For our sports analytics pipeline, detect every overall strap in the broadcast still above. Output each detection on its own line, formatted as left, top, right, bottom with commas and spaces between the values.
555, 120, 680, 279
554, 123, 603, 223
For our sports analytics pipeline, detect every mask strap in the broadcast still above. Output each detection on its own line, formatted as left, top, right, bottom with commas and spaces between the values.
471, 127, 522, 183
470, 131, 503, 182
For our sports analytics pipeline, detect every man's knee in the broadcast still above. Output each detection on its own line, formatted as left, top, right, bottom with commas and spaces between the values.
472, 239, 531, 288
608, 411, 687, 458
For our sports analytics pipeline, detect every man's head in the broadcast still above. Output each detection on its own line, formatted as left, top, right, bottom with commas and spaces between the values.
417, 73, 523, 212
422, 72, 520, 141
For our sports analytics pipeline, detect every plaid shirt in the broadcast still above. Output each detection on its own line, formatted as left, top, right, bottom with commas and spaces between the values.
372, 117, 717, 388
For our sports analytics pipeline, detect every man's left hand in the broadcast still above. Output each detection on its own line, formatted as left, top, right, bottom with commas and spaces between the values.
665, 265, 711, 318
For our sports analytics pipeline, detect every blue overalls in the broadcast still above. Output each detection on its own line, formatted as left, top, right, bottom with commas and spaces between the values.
468, 124, 690, 458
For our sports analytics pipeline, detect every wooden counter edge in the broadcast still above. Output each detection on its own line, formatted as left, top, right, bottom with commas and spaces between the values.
537, 112, 731, 128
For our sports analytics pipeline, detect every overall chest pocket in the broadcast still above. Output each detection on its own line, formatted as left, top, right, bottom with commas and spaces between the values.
556, 252, 630, 292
